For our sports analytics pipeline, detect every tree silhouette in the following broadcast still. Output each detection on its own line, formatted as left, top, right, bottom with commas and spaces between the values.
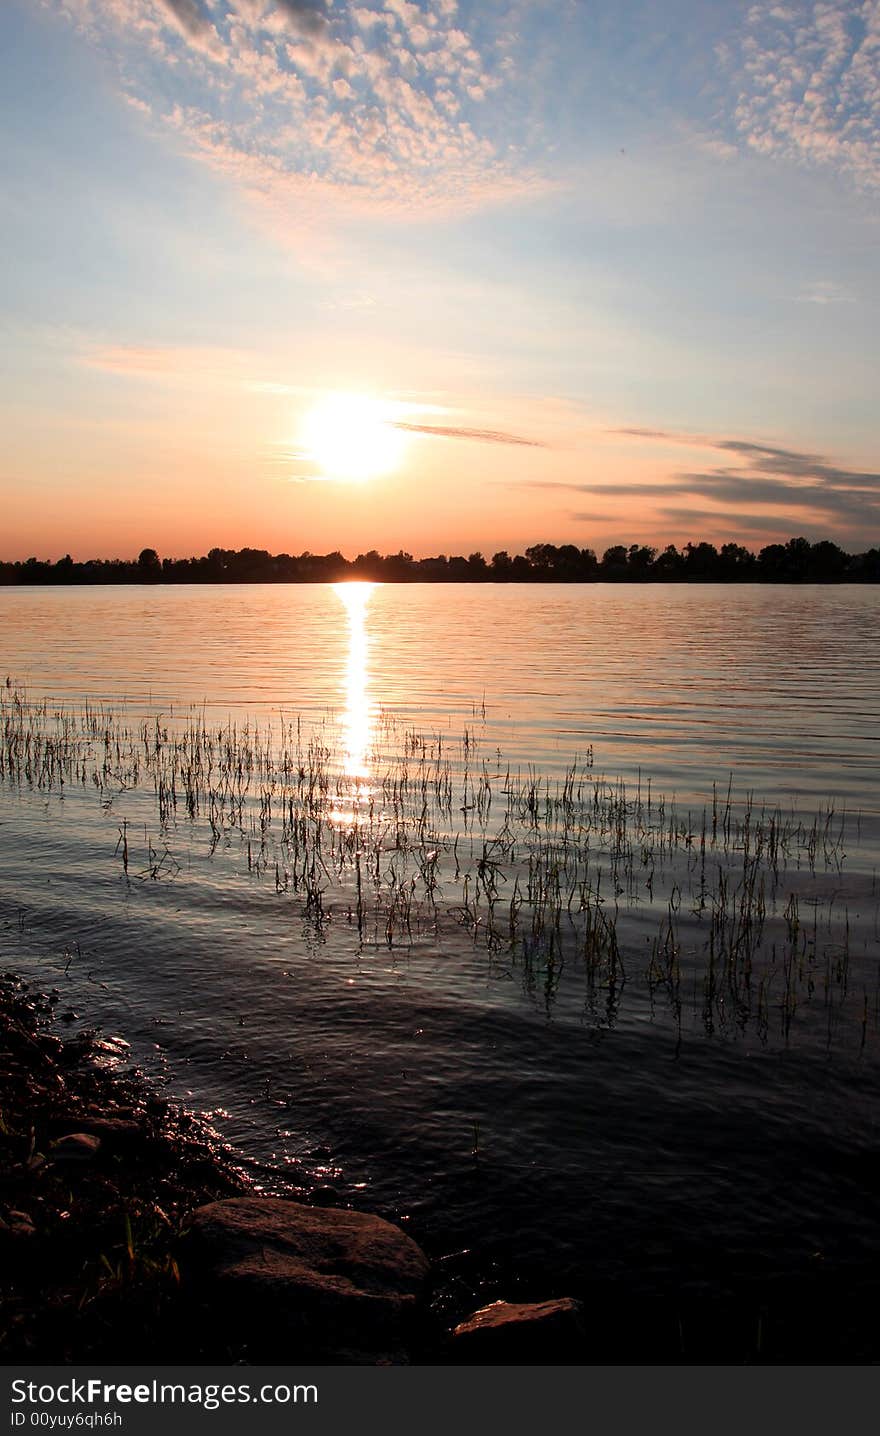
0, 537, 877, 586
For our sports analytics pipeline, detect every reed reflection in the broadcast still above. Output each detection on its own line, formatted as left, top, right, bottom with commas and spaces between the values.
331, 581, 376, 820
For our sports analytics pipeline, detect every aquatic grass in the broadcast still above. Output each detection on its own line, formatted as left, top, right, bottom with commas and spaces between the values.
1, 683, 877, 1051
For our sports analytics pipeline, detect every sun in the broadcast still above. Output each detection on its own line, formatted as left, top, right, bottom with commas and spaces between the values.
300, 392, 406, 482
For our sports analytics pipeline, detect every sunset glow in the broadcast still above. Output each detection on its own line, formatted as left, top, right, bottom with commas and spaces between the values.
300, 395, 407, 483
0, 1, 877, 559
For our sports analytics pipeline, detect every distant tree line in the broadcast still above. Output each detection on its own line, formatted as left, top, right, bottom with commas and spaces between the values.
2, 537, 880, 585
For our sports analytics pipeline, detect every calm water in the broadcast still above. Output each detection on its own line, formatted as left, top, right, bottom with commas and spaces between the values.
2, 583, 879, 1337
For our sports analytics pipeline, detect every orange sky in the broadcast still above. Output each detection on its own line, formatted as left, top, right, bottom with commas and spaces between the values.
2, 1, 878, 561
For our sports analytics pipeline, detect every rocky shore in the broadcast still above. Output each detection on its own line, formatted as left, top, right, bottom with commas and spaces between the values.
0, 974, 585, 1365
5, 971, 880, 1366
1, 973, 243, 1362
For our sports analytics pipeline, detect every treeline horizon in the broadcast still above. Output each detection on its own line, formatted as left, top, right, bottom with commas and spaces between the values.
2, 536, 880, 585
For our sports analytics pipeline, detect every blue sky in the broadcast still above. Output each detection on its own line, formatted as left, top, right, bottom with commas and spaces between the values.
1, 0, 879, 559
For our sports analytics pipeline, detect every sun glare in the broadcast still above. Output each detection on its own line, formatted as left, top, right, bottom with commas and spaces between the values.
330, 581, 375, 825
300, 393, 406, 482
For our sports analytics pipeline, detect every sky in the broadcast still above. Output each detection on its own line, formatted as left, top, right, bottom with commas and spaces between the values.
1, 0, 879, 561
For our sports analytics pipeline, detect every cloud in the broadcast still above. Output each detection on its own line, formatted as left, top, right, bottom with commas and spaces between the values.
52, 0, 537, 230
712, 438, 880, 489
611, 427, 671, 441
273, 0, 328, 37
79, 341, 254, 379
795, 279, 856, 304
726, 1, 880, 189
156, 0, 224, 56
671, 472, 877, 525
564, 505, 784, 533
610, 427, 880, 484
548, 422, 880, 539
652, 507, 817, 535
525, 480, 665, 496
158, 0, 209, 34
392, 421, 548, 447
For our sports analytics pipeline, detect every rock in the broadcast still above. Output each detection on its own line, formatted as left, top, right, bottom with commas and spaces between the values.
451, 1297, 587, 1363
49, 1116, 147, 1150
3, 1211, 36, 1238
310, 1184, 340, 1206
90, 1035, 130, 1063
58, 1034, 95, 1066
189, 1197, 431, 1363
49, 1132, 102, 1162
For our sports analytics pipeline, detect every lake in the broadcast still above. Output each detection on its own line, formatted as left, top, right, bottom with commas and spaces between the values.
2, 582, 879, 1355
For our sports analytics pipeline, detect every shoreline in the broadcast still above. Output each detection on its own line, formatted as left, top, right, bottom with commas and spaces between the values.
3, 971, 880, 1366
0, 972, 510, 1366
0, 972, 250, 1363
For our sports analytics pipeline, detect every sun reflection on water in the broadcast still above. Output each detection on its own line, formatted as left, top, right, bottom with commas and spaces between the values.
331, 581, 376, 822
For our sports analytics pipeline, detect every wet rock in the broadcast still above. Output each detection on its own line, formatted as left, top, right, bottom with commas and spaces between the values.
58, 1034, 96, 1067
189, 1197, 431, 1363
90, 1035, 130, 1065
450, 1297, 587, 1363
49, 1116, 147, 1150
49, 1133, 102, 1163
2, 1211, 36, 1238
310, 1184, 340, 1206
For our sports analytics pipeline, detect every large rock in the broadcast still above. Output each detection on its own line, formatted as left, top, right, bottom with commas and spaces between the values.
49, 1132, 102, 1163
49, 1115, 148, 1150
188, 1197, 431, 1363
451, 1297, 587, 1363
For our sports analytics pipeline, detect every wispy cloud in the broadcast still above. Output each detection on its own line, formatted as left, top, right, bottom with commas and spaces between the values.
392, 421, 548, 447
795, 279, 856, 303
539, 422, 872, 539
79, 341, 253, 378
53, 0, 538, 231
651, 507, 817, 536
567, 506, 798, 537
724, 1, 880, 189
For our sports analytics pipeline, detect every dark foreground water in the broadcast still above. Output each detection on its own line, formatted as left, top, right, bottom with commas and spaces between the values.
1, 583, 879, 1354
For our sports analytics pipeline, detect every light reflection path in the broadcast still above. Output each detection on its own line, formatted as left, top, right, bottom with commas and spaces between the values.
331, 582, 376, 822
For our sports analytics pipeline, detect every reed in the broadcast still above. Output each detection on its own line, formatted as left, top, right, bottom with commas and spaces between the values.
1, 683, 876, 1051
